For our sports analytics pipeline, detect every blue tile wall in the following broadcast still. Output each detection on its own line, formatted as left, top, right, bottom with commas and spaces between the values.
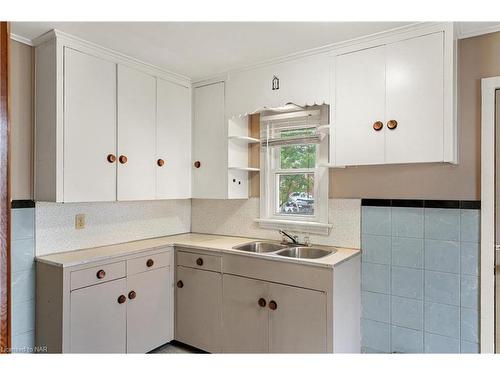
10, 206, 36, 353
361, 204, 480, 354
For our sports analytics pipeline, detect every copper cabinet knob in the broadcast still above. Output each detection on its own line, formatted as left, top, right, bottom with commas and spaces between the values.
177, 280, 184, 288
196, 258, 203, 266
128, 291, 136, 300
387, 120, 398, 130
194, 161, 201, 168
373, 121, 383, 131
107, 154, 116, 163
269, 300, 277, 311
157, 159, 165, 167
258, 298, 266, 307
96, 270, 106, 279
117, 295, 126, 304
119, 155, 128, 164
146, 259, 154, 268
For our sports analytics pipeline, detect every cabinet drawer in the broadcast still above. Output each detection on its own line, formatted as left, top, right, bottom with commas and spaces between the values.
71, 261, 126, 291
127, 251, 171, 276
177, 250, 221, 272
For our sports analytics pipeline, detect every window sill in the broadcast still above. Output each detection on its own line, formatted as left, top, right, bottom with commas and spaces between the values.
254, 218, 332, 235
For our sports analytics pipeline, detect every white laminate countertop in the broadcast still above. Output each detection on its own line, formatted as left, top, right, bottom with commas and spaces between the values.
35, 233, 360, 269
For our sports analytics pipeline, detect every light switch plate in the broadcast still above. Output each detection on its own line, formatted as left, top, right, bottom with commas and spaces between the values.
75, 214, 85, 230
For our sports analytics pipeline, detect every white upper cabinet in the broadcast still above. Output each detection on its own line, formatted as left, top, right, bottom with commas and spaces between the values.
192, 82, 227, 199
63, 48, 117, 202
156, 79, 192, 199
331, 23, 456, 166
335, 45, 386, 166
34, 31, 192, 202
117, 65, 157, 201
226, 54, 329, 117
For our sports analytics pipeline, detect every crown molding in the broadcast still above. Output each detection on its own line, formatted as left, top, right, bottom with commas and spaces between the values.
10, 33, 33, 46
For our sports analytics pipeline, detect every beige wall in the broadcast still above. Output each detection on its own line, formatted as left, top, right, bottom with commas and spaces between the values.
10, 39, 33, 200
330, 32, 500, 200
9, 32, 500, 201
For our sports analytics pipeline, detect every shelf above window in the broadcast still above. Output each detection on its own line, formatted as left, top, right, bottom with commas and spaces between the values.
228, 135, 261, 144
228, 166, 260, 172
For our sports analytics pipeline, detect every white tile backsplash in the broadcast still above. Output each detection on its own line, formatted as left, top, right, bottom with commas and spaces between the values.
36, 200, 191, 255
191, 198, 361, 249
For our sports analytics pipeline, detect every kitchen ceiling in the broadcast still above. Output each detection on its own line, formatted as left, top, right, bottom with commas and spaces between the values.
11, 22, 413, 80
11, 22, 500, 80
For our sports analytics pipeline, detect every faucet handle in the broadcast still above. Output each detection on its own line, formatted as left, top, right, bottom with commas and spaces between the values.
303, 235, 311, 247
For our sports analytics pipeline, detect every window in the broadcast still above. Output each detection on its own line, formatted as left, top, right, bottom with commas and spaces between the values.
258, 105, 330, 234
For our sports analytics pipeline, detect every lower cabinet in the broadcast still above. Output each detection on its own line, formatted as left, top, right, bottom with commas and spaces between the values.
70, 278, 127, 353
175, 266, 222, 353
127, 267, 173, 353
222, 274, 327, 353
37, 248, 174, 353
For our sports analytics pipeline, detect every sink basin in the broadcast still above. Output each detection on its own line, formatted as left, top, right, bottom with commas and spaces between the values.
232, 241, 287, 253
275, 247, 335, 259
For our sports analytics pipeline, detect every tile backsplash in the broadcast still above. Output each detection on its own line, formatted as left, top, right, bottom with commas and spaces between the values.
360, 200, 480, 354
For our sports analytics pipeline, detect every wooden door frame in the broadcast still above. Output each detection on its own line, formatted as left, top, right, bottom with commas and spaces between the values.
0, 21, 11, 354
481, 76, 500, 353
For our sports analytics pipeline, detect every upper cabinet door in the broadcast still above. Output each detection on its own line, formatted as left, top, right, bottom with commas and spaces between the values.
192, 82, 226, 199
156, 79, 191, 199
63, 48, 117, 202
385, 32, 444, 164
117, 65, 157, 201
334, 45, 386, 166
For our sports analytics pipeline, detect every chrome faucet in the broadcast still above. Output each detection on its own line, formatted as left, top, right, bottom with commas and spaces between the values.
279, 230, 299, 245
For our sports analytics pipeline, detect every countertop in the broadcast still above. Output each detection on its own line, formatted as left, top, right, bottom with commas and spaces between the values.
35, 233, 360, 269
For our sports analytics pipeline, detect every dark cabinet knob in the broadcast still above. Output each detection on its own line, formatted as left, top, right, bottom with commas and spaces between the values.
196, 258, 203, 266
117, 295, 126, 304
107, 154, 116, 163
96, 270, 106, 279
258, 298, 266, 307
146, 259, 154, 268
177, 280, 184, 288
157, 159, 165, 167
387, 120, 398, 130
372, 121, 383, 131
194, 161, 201, 168
119, 155, 128, 164
269, 300, 278, 310
128, 291, 136, 300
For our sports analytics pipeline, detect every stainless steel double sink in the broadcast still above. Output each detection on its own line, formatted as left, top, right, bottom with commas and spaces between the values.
232, 241, 336, 259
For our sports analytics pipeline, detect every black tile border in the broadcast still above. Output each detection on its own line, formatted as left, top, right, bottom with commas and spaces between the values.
11, 200, 35, 209
361, 199, 480, 210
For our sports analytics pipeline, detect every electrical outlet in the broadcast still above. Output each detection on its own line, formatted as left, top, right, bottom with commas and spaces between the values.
75, 214, 86, 230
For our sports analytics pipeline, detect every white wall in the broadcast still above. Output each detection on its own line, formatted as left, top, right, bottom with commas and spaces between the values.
192, 198, 361, 249
36, 200, 191, 255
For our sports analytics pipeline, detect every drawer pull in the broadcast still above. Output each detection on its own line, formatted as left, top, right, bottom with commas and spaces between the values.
128, 291, 136, 300
194, 161, 201, 168
96, 270, 106, 279
387, 120, 398, 130
146, 259, 154, 268
157, 159, 165, 167
107, 154, 116, 163
177, 280, 184, 288
269, 300, 278, 311
258, 298, 266, 307
372, 121, 383, 131
119, 155, 128, 164
196, 258, 204, 266
117, 295, 126, 304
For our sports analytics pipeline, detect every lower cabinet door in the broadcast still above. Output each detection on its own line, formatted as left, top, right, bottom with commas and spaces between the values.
175, 266, 222, 352
126, 267, 173, 353
222, 274, 269, 353
268, 283, 327, 353
70, 278, 127, 353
